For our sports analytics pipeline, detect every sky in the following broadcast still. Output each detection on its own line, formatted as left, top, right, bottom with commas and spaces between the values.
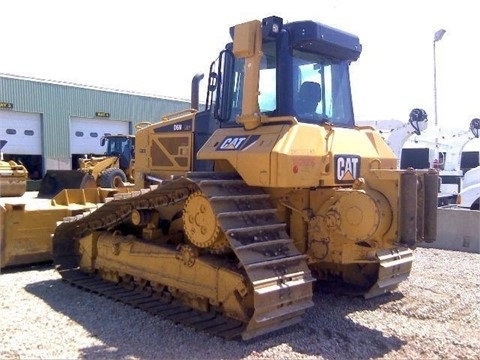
1, 0, 479, 141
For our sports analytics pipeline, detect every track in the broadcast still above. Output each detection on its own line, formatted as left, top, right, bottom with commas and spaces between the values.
58, 268, 246, 339
52, 172, 314, 340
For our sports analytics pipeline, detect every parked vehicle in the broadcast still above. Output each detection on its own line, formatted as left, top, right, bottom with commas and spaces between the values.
50, 16, 438, 340
456, 166, 480, 210
38, 134, 135, 197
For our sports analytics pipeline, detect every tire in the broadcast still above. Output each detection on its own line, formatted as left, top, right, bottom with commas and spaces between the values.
471, 199, 480, 211
98, 168, 127, 188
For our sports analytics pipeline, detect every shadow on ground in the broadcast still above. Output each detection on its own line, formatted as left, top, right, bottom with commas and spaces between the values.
25, 272, 406, 360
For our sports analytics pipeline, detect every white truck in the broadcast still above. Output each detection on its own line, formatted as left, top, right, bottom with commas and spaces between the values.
402, 118, 480, 205
359, 114, 479, 206
456, 165, 480, 210
358, 108, 428, 163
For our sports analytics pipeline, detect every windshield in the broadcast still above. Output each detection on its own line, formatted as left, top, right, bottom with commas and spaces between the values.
292, 52, 354, 126
106, 137, 131, 156
258, 48, 354, 126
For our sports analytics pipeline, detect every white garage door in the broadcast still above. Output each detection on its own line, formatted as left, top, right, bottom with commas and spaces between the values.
0, 110, 42, 154
70, 117, 130, 154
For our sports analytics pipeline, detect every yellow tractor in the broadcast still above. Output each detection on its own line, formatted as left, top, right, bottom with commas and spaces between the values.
52, 16, 438, 340
0, 140, 28, 197
38, 134, 135, 197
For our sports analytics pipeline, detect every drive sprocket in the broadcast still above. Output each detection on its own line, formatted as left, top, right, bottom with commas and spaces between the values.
183, 191, 229, 252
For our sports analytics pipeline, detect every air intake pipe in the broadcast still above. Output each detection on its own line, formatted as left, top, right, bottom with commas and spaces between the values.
191, 73, 205, 110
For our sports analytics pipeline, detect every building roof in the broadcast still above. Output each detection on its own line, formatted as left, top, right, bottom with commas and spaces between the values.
0, 72, 190, 102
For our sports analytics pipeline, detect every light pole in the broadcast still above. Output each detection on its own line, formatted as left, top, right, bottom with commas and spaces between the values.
433, 29, 446, 165
433, 29, 446, 128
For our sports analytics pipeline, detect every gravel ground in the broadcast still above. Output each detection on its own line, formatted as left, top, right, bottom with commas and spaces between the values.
1, 247, 479, 360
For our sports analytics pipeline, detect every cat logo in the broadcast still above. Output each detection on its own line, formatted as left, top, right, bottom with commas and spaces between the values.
216, 135, 260, 151
334, 155, 361, 183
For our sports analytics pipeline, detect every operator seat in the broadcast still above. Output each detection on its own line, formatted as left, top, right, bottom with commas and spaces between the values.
295, 81, 321, 118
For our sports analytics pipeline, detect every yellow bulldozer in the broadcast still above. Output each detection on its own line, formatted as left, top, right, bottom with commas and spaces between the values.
38, 134, 135, 198
0, 140, 28, 197
8, 15, 438, 340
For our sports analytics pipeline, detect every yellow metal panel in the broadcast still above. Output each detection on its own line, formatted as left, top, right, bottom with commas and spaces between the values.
1, 203, 71, 267
232, 20, 260, 58
197, 125, 284, 186
273, 124, 329, 188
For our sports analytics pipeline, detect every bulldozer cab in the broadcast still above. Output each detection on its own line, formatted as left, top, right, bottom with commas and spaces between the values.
209, 16, 360, 131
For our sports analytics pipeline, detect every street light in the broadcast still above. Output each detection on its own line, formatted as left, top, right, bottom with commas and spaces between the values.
433, 29, 446, 165
433, 29, 446, 128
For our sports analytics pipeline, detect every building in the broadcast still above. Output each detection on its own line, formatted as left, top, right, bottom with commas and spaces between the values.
0, 73, 191, 179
